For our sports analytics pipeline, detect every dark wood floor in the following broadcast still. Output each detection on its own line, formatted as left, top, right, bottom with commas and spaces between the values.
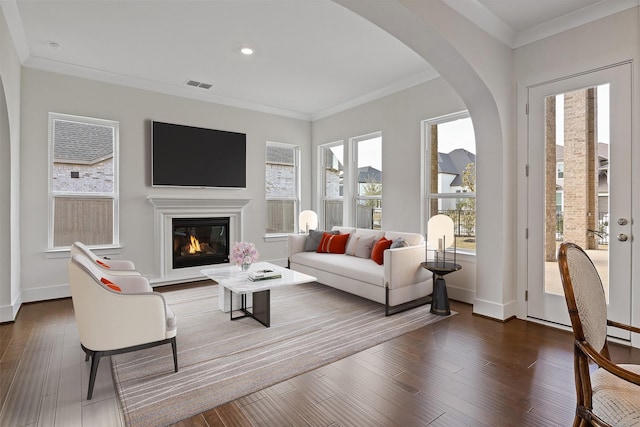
3, 292, 640, 427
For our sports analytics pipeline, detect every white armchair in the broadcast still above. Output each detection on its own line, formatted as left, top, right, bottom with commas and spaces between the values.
71, 241, 139, 272
68, 254, 178, 400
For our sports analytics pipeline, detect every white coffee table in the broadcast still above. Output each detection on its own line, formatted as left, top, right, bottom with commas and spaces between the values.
201, 261, 316, 327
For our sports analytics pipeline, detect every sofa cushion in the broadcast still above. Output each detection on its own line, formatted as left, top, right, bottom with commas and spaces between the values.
371, 237, 393, 265
304, 229, 338, 251
345, 235, 377, 258
317, 233, 350, 254
290, 252, 385, 287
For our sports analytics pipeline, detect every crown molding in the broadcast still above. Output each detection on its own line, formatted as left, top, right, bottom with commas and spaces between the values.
514, 0, 640, 48
0, 0, 30, 62
311, 68, 440, 121
442, 0, 640, 49
24, 56, 313, 121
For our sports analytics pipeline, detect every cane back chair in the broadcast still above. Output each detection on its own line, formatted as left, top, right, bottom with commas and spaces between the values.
557, 242, 640, 426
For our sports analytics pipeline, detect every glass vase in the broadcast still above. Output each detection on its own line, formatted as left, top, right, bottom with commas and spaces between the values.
241, 262, 251, 271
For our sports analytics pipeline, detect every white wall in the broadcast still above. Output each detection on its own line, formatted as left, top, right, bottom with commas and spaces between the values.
312, 77, 477, 303
0, 5, 22, 322
514, 7, 640, 325
334, 0, 515, 318
18, 68, 310, 304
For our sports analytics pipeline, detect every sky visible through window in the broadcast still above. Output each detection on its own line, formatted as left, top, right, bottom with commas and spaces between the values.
437, 117, 475, 154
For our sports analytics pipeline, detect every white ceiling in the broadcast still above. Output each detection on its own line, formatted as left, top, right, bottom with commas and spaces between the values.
2, 0, 637, 120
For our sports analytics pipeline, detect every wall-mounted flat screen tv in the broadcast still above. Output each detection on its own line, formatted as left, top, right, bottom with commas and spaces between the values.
152, 121, 246, 188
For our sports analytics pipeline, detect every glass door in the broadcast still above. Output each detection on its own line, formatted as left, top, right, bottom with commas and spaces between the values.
527, 64, 632, 339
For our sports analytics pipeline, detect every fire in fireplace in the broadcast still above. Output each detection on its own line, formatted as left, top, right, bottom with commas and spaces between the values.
172, 217, 230, 269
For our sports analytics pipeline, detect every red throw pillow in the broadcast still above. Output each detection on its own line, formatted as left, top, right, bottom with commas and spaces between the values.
370, 237, 392, 265
100, 277, 122, 292
317, 233, 350, 254
96, 259, 111, 268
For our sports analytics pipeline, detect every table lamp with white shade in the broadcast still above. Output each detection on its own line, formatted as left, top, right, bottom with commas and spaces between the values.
426, 214, 456, 264
299, 210, 318, 234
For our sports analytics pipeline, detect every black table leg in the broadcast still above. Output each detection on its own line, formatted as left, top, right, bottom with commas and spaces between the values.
431, 275, 451, 315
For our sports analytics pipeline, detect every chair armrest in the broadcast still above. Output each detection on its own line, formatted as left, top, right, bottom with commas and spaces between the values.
384, 244, 430, 289
576, 340, 640, 386
103, 268, 143, 276
108, 275, 153, 293
288, 234, 307, 258
608, 319, 640, 335
103, 259, 136, 270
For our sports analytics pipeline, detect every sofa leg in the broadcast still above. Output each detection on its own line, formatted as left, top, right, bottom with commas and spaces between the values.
385, 286, 432, 316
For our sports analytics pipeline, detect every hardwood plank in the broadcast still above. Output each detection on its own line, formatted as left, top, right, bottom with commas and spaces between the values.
3, 293, 640, 427
274, 387, 338, 427
320, 358, 444, 425
239, 395, 299, 427
205, 401, 253, 427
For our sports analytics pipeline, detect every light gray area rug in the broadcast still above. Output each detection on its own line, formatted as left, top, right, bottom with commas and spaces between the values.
111, 282, 454, 427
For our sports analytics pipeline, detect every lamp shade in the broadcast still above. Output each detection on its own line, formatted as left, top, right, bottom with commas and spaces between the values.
427, 214, 455, 251
299, 210, 318, 233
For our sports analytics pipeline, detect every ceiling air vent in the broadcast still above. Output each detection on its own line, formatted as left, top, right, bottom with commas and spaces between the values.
185, 79, 212, 90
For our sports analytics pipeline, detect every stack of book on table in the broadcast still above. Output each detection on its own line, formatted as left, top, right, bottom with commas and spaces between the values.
248, 269, 282, 281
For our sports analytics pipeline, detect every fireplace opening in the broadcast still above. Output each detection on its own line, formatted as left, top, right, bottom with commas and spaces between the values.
172, 217, 230, 269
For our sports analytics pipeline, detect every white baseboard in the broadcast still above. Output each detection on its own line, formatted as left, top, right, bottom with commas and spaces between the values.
21, 283, 71, 303
0, 297, 21, 322
1, 284, 70, 322
447, 285, 475, 305
473, 297, 517, 321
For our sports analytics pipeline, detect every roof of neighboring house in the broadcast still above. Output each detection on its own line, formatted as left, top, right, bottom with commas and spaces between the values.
438, 148, 475, 187
53, 120, 114, 164
358, 166, 381, 183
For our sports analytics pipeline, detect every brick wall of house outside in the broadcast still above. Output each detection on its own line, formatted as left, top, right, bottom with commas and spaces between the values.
562, 88, 598, 250
52, 159, 114, 193
545, 96, 557, 261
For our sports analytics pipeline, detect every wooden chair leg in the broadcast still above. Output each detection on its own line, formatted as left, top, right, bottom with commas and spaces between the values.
87, 351, 103, 400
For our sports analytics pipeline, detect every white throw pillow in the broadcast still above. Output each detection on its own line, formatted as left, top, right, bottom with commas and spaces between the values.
345, 235, 377, 258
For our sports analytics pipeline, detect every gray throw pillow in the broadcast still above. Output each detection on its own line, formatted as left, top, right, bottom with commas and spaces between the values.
304, 229, 338, 252
390, 237, 409, 249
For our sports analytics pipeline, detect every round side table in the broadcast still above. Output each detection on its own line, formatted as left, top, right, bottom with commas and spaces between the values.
421, 261, 461, 315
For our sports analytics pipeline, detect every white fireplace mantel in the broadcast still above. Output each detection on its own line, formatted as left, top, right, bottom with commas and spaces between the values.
147, 196, 251, 209
147, 196, 251, 285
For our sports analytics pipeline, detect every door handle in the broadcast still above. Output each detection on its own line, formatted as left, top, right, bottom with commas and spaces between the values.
617, 233, 629, 242
618, 218, 628, 226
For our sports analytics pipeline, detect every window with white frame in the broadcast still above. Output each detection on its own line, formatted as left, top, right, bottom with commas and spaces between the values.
352, 132, 382, 230
423, 112, 476, 252
320, 141, 344, 230
49, 113, 119, 249
265, 142, 299, 234
557, 161, 564, 179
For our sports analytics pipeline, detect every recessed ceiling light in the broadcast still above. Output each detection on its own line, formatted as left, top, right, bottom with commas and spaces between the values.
240, 47, 254, 56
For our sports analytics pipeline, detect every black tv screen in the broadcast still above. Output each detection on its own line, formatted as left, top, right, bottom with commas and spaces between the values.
152, 121, 246, 188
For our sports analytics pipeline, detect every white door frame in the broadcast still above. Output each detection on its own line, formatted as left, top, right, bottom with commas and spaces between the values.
524, 62, 634, 341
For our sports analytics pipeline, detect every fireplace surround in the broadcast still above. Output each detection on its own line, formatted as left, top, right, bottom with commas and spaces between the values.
148, 197, 250, 284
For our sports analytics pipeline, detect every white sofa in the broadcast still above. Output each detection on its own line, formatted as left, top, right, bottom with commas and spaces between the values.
288, 226, 433, 315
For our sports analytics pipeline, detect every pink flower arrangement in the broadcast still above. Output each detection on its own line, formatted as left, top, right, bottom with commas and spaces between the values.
230, 241, 259, 266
